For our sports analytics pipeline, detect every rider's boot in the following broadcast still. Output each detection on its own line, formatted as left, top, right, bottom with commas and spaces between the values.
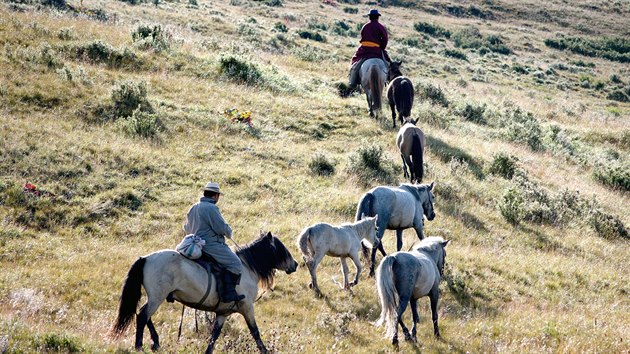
221, 270, 245, 303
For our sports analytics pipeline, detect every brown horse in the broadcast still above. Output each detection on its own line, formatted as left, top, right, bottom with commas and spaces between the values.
386, 61, 414, 128
396, 119, 425, 183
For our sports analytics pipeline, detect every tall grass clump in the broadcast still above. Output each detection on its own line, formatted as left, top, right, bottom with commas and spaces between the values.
32, 333, 82, 353
347, 143, 396, 186
75, 41, 141, 69
118, 108, 163, 139
418, 83, 449, 107
309, 152, 336, 176
494, 106, 543, 150
111, 80, 152, 119
487, 152, 518, 179
218, 54, 263, 85
414, 22, 451, 38
498, 186, 524, 225
131, 24, 172, 52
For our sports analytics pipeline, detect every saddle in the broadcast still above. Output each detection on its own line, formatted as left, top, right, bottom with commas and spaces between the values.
166, 253, 226, 305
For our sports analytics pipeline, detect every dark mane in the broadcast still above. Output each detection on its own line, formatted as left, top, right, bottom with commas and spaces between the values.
237, 232, 292, 290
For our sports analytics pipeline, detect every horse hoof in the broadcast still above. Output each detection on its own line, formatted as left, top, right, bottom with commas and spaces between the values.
308, 282, 313, 289
151, 344, 160, 351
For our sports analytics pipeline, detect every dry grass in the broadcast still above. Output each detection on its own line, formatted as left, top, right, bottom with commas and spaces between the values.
0, 0, 628, 352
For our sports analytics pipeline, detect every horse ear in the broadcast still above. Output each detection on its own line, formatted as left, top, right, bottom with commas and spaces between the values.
442, 240, 450, 248
429, 181, 435, 190
361, 212, 365, 220
397, 60, 403, 66
374, 214, 378, 222
411, 118, 418, 125
266, 231, 273, 239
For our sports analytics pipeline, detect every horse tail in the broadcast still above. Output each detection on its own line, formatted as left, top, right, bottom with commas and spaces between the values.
297, 227, 313, 262
355, 192, 374, 221
400, 79, 414, 119
111, 257, 146, 339
375, 255, 398, 338
370, 66, 383, 112
411, 133, 424, 183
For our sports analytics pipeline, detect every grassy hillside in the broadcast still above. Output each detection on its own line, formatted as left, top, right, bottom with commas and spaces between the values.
1, 0, 628, 352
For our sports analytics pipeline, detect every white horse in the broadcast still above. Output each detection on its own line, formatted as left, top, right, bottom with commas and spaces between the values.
375, 236, 450, 346
356, 182, 436, 276
360, 58, 388, 118
297, 215, 379, 294
111, 232, 298, 353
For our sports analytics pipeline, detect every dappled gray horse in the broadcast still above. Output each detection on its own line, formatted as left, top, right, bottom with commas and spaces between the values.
386, 60, 414, 128
375, 236, 449, 345
396, 120, 426, 183
111, 232, 298, 354
297, 215, 379, 294
360, 58, 388, 118
356, 182, 436, 276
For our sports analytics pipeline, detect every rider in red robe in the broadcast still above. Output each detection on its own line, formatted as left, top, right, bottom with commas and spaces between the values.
345, 9, 392, 95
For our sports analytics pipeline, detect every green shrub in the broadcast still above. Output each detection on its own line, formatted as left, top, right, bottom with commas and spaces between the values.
298, 30, 326, 42
118, 108, 163, 139
544, 36, 630, 63
443, 48, 468, 61
607, 89, 629, 102
218, 55, 263, 85
273, 22, 288, 33
459, 102, 486, 124
418, 83, 449, 107
498, 186, 524, 225
496, 107, 543, 151
488, 153, 518, 179
453, 26, 512, 55
343, 7, 358, 14
347, 144, 396, 186
401, 37, 420, 48
587, 208, 628, 239
593, 161, 630, 191
292, 45, 325, 62
264, 0, 282, 6
111, 80, 152, 119
413, 22, 451, 38
33, 333, 81, 353
132, 24, 171, 52
75, 41, 141, 69
309, 153, 336, 176
333, 21, 356, 37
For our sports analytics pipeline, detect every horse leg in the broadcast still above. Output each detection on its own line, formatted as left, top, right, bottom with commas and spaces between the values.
403, 154, 414, 183
147, 318, 160, 351
369, 246, 378, 277
429, 289, 441, 338
394, 296, 412, 345
395, 229, 403, 251
205, 315, 226, 354
340, 256, 350, 289
309, 253, 325, 294
413, 217, 424, 241
390, 101, 397, 128
400, 154, 409, 179
243, 308, 268, 353
410, 298, 420, 342
349, 251, 362, 287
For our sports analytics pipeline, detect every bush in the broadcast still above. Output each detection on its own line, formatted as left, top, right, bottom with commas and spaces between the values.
343, 7, 358, 14
273, 22, 288, 33
593, 161, 630, 191
413, 22, 451, 38
587, 208, 628, 239
297, 30, 326, 42
452, 26, 512, 55
75, 41, 141, 69
118, 108, 162, 139
443, 49, 468, 61
333, 21, 356, 37
309, 153, 336, 176
544, 36, 630, 63
111, 81, 152, 119
347, 144, 396, 186
218, 55, 263, 85
607, 89, 629, 102
496, 107, 543, 151
33, 333, 81, 353
418, 83, 449, 107
498, 187, 524, 225
488, 153, 518, 179
459, 103, 486, 124
131, 24, 171, 52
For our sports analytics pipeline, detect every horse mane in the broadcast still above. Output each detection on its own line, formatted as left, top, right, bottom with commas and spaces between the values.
413, 236, 446, 252
398, 183, 425, 201
237, 232, 291, 290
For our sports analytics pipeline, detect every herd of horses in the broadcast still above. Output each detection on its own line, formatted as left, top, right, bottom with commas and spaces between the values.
111, 58, 447, 352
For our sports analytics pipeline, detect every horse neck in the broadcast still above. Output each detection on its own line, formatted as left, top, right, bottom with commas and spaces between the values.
353, 219, 374, 242
389, 71, 402, 81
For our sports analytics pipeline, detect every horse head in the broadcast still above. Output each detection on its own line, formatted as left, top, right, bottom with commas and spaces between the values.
267, 231, 299, 274
437, 239, 450, 276
388, 60, 403, 81
423, 182, 436, 221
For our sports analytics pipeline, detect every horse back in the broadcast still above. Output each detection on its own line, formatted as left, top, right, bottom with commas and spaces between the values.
308, 223, 358, 256
370, 186, 419, 227
393, 251, 438, 297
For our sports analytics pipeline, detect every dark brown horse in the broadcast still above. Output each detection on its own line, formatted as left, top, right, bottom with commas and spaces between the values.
396, 119, 425, 183
386, 61, 414, 128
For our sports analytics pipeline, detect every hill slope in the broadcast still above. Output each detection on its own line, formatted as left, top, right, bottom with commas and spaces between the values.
0, 0, 628, 352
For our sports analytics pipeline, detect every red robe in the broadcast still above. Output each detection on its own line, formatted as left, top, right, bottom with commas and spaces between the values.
351, 20, 390, 64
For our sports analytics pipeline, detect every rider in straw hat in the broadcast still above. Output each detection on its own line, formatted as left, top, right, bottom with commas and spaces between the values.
183, 182, 245, 302
344, 8, 392, 96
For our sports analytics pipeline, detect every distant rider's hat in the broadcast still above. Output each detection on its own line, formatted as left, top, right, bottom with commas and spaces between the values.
202, 182, 222, 194
366, 9, 381, 17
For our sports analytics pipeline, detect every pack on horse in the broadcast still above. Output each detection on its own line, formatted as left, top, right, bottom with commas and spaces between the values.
386, 61, 415, 127
396, 120, 426, 183
111, 231, 298, 353
355, 182, 436, 276
375, 237, 450, 345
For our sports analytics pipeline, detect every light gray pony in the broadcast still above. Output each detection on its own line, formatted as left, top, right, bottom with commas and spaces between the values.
360, 58, 388, 118
356, 182, 436, 276
375, 236, 450, 346
297, 215, 379, 294
396, 119, 426, 183
111, 232, 298, 354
